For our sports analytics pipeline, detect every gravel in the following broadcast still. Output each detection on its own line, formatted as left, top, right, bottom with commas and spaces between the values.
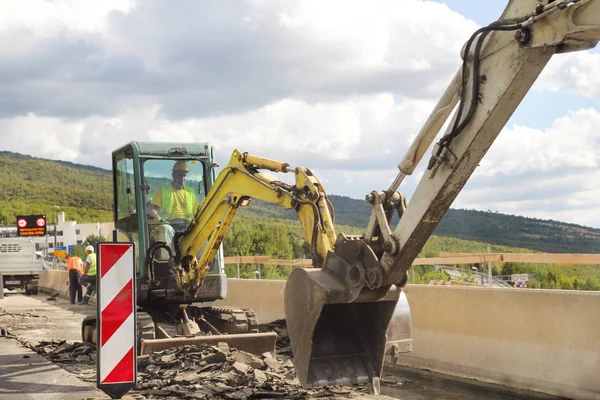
28, 323, 369, 400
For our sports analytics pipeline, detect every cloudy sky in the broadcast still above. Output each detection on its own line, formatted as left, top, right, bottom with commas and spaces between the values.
2, 0, 600, 228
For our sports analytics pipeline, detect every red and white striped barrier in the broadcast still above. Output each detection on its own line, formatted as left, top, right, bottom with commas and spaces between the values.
97, 242, 137, 398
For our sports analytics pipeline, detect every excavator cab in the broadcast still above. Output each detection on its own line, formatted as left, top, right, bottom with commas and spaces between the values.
111, 141, 226, 304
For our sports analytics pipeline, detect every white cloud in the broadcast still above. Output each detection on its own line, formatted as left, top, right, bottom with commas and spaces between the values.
535, 52, 600, 98
453, 109, 600, 227
0, 0, 135, 35
0, 0, 599, 229
0, 93, 434, 179
0, 0, 478, 119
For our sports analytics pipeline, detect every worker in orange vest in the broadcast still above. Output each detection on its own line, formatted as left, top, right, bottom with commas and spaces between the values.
65, 253, 84, 304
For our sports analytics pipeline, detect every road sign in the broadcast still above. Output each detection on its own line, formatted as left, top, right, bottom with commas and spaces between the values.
511, 274, 529, 283
54, 245, 67, 259
97, 242, 136, 399
16, 215, 47, 237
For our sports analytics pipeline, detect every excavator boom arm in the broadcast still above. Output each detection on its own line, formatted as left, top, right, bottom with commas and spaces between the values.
381, 0, 600, 287
175, 149, 336, 299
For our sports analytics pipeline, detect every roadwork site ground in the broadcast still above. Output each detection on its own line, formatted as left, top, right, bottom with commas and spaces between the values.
0, 292, 562, 400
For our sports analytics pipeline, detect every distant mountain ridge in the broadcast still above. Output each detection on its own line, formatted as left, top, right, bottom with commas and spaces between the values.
0, 151, 108, 174
1, 150, 598, 253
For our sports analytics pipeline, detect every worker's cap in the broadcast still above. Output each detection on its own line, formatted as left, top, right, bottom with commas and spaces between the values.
172, 161, 189, 172
85, 245, 94, 252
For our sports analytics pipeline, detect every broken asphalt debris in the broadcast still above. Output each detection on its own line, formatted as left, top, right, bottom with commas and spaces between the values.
30, 321, 369, 400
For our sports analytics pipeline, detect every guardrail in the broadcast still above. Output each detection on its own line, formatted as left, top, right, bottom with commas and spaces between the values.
224, 253, 600, 268
223, 256, 312, 267
437, 252, 600, 265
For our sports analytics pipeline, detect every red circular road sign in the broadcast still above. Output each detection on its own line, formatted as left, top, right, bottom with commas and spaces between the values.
17, 218, 27, 228
36, 218, 46, 227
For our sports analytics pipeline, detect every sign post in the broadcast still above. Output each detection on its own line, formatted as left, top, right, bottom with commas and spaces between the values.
96, 242, 137, 399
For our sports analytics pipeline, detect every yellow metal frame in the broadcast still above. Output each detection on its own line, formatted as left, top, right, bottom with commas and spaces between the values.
176, 149, 336, 299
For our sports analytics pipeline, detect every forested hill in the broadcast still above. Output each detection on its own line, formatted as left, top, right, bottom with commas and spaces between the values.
1, 150, 599, 253
0, 151, 113, 223
435, 209, 600, 253
238, 197, 600, 253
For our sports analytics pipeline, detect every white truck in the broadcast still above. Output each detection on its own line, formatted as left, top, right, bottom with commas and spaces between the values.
0, 238, 43, 295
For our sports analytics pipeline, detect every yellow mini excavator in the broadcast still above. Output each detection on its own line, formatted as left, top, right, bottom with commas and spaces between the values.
81, 142, 413, 366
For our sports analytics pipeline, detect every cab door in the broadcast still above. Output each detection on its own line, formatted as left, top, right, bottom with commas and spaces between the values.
112, 148, 145, 275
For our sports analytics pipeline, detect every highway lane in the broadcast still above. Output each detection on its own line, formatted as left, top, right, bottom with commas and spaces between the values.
0, 337, 102, 400
0, 292, 563, 400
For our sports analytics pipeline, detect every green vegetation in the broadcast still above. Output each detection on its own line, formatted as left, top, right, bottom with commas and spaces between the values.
222, 219, 304, 279
1, 150, 599, 290
0, 152, 112, 224
495, 262, 600, 291
66, 234, 109, 261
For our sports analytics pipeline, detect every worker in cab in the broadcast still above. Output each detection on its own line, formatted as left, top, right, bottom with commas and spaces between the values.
148, 160, 200, 224
80, 245, 97, 305
64, 253, 83, 304
147, 161, 200, 254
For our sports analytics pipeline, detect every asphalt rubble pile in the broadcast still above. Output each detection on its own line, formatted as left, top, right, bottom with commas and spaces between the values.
29, 339, 98, 382
135, 341, 366, 399
30, 320, 369, 400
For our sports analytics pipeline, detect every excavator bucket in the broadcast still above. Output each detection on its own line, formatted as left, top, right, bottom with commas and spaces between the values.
284, 261, 412, 389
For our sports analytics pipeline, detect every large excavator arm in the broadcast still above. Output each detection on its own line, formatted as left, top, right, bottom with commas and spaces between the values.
379, 0, 600, 288
284, 0, 600, 392
174, 149, 336, 299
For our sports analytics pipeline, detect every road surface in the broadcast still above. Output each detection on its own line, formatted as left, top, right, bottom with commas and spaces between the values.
0, 292, 561, 400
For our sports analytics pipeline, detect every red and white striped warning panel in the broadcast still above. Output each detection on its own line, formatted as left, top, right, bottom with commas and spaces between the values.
97, 242, 137, 399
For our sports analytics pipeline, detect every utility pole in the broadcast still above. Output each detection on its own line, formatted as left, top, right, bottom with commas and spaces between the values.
53, 205, 60, 248
487, 246, 492, 286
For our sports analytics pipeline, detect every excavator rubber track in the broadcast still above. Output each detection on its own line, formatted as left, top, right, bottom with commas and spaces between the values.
139, 306, 276, 357
137, 312, 156, 341
199, 306, 260, 334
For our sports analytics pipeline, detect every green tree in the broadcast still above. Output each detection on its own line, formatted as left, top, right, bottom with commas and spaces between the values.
84, 234, 109, 249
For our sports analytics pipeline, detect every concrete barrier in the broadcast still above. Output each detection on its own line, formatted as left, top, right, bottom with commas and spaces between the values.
208, 279, 287, 322
39, 270, 96, 304
37, 273, 600, 399
398, 285, 600, 400
39, 270, 69, 297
